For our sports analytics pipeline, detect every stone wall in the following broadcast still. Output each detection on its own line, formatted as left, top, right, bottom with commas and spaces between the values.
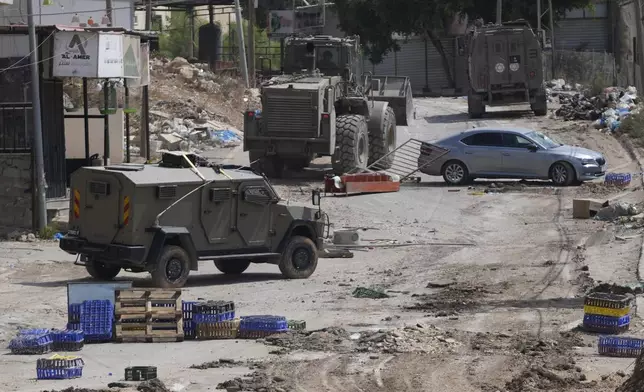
0, 153, 32, 235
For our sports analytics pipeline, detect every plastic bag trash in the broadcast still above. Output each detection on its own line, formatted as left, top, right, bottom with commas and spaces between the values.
593, 119, 604, 129
352, 287, 390, 299
627, 86, 638, 96
563, 84, 572, 91
606, 118, 618, 131
603, 108, 617, 119
54, 233, 63, 240
209, 129, 241, 147
610, 120, 621, 131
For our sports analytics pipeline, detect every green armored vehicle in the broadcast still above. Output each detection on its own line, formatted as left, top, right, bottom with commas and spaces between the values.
467, 20, 547, 118
244, 35, 414, 177
59, 152, 325, 288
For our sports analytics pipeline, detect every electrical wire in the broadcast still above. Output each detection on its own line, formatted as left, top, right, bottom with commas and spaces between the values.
0, 30, 55, 73
0, 0, 200, 19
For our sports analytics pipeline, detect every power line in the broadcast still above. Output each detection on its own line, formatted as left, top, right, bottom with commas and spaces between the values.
0, 30, 54, 73
0, 0, 191, 19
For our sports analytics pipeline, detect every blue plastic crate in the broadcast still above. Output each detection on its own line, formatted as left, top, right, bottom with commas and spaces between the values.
193, 311, 235, 323
598, 336, 644, 357
182, 301, 198, 339
18, 328, 50, 336
239, 315, 288, 332
9, 333, 53, 355
66, 323, 81, 331
80, 300, 114, 342
68, 303, 81, 323
584, 314, 630, 328
37, 367, 83, 380
51, 329, 84, 343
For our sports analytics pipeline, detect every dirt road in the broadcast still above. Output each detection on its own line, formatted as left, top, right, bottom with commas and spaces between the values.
0, 99, 641, 392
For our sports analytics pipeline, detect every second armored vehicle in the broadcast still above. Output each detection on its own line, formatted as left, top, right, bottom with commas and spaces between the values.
466, 20, 547, 118
59, 152, 326, 288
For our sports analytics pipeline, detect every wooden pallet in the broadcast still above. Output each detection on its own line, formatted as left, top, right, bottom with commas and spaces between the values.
115, 289, 182, 317
114, 289, 183, 343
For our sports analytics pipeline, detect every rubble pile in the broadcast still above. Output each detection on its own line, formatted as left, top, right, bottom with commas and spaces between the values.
549, 78, 639, 131
126, 56, 260, 157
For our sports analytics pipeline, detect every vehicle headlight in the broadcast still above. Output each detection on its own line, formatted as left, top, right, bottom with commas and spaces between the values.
579, 158, 596, 165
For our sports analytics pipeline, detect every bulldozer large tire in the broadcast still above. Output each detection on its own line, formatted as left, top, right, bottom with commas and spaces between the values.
531, 93, 548, 116
249, 151, 284, 178
368, 106, 396, 169
332, 114, 369, 175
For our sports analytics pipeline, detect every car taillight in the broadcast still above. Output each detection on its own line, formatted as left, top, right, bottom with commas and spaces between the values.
321, 113, 330, 119
73, 189, 80, 219
529, 71, 536, 78
247, 111, 254, 117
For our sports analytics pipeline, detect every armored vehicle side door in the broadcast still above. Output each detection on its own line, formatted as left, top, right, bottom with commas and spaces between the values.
200, 185, 234, 244
487, 34, 510, 86
81, 173, 121, 244
236, 182, 273, 247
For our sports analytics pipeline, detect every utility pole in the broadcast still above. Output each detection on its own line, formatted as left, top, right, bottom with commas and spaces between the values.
106, 0, 113, 26
141, 0, 152, 160
537, 0, 542, 45
247, 0, 256, 87
234, 0, 249, 87
26, 0, 47, 231
496, 0, 502, 24
635, 0, 644, 92
548, 0, 555, 78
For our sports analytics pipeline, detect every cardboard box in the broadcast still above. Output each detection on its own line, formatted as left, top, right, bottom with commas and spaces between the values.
573, 198, 609, 219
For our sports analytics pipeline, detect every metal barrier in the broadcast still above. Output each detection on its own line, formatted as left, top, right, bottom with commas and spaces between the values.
0, 102, 32, 153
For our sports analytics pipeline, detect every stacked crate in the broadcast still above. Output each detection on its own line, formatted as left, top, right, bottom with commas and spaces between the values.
67, 303, 81, 331
583, 293, 632, 334
182, 301, 198, 339
9, 330, 53, 355
36, 355, 84, 380
125, 366, 158, 381
604, 173, 632, 187
51, 329, 84, 351
598, 336, 644, 358
238, 316, 289, 338
80, 300, 114, 342
114, 289, 183, 343
194, 301, 239, 340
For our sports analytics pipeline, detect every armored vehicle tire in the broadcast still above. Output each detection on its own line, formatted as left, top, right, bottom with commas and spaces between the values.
279, 235, 318, 279
214, 260, 251, 275
368, 106, 396, 169
85, 260, 121, 280
468, 94, 485, 119
150, 245, 191, 288
332, 114, 369, 175
249, 152, 284, 178
532, 95, 548, 116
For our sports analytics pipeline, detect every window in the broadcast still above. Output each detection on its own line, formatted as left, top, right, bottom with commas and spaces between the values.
563, 3, 607, 19
461, 132, 504, 147
243, 186, 272, 205
502, 133, 534, 148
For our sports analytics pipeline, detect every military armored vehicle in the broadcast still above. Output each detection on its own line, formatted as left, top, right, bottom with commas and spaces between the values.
59, 152, 326, 288
244, 35, 414, 177
466, 20, 547, 118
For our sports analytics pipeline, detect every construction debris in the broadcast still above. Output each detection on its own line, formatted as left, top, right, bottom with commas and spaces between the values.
352, 287, 390, 299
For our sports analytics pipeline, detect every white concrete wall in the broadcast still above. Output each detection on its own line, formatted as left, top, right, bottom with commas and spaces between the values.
133, 5, 236, 35
65, 108, 124, 163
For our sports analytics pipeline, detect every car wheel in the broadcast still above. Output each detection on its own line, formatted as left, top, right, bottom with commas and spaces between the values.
85, 260, 121, 280
442, 160, 469, 185
150, 245, 191, 288
279, 236, 318, 279
550, 162, 575, 186
214, 260, 251, 275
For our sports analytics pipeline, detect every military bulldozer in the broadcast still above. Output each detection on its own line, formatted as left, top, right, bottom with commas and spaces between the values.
243, 35, 414, 177
466, 20, 547, 118
59, 152, 326, 289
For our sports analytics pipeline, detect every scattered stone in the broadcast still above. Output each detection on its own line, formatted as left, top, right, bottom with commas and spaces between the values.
137, 378, 171, 392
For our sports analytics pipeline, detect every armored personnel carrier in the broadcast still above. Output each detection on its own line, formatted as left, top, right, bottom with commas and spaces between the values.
244, 35, 414, 177
466, 20, 547, 118
59, 152, 325, 288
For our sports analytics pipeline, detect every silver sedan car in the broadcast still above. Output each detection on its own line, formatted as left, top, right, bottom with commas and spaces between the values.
418, 127, 607, 186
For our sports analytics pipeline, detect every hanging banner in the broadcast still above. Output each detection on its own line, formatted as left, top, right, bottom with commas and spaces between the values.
267, 10, 295, 37
53, 31, 99, 78
122, 34, 141, 79
131, 42, 150, 87
97, 33, 124, 78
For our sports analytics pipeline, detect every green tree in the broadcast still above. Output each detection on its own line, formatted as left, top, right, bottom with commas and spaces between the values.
158, 11, 206, 58
223, 21, 282, 71
333, 0, 594, 87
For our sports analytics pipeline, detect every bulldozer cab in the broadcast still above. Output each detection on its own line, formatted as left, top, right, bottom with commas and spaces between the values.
282, 35, 362, 81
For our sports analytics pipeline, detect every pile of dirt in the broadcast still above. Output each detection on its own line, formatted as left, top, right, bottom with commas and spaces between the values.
616, 348, 644, 392
264, 327, 353, 352
471, 331, 585, 357
216, 366, 289, 392
191, 358, 246, 369
405, 284, 494, 316
137, 378, 171, 392
590, 282, 643, 295
505, 366, 595, 391
41, 389, 112, 392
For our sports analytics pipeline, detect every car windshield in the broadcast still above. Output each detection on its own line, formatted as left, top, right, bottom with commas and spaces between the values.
526, 131, 561, 149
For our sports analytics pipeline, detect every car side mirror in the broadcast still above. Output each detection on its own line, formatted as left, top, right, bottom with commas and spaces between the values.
527, 145, 538, 152
312, 189, 321, 206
